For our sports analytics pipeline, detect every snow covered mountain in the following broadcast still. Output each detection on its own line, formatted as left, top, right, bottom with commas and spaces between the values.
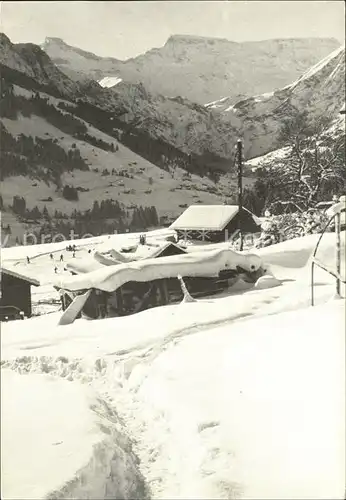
42, 35, 340, 105
210, 45, 345, 158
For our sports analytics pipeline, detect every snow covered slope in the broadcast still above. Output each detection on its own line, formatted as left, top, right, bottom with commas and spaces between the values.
98, 76, 122, 88
1, 231, 345, 499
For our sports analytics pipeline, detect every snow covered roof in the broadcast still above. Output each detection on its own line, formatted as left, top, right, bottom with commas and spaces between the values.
66, 260, 106, 275
55, 247, 263, 293
135, 241, 187, 259
1, 266, 40, 286
170, 205, 260, 231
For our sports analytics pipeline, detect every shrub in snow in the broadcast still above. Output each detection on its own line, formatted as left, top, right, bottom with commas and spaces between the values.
255, 210, 330, 248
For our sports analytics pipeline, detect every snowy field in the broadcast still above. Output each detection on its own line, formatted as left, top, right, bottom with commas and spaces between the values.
1, 229, 345, 499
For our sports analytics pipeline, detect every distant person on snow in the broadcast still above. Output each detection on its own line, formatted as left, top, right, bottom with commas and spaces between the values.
50, 253, 53, 260
26, 256, 30, 264
60, 254, 64, 262
73, 252, 76, 258
54, 266, 58, 274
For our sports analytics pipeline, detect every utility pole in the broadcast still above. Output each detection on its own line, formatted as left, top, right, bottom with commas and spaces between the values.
236, 139, 244, 251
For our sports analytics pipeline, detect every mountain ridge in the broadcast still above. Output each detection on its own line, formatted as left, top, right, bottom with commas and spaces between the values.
42, 34, 341, 104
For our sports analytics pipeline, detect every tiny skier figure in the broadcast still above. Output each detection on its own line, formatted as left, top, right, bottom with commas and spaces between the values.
50, 253, 53, 260
26, 256, 30, 264
54, 266, 58, 274
60, 254, 64, 262
72, 252, 76, 258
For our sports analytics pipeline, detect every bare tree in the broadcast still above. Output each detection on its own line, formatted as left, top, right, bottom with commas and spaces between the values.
272, 112, 345, 209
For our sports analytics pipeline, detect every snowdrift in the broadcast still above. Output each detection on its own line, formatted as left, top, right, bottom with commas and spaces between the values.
55, 247, 263, 293
66, 259, 106, 274
1, 370, 148, 500
93, 251, 122, 267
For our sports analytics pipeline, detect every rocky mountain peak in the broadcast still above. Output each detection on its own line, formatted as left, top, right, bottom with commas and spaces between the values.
0, 35, 82, 97
0, 32, 13, 46
43, 37, 67, 47
164, 34, 232, 46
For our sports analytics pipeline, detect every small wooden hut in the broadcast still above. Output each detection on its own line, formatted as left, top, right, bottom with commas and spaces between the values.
170, 205, 262, 243
0, 267, 40, 320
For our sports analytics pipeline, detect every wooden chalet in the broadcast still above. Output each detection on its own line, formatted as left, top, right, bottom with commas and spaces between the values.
59, 241, 188, 315
170, 205, 262, 243
0, 266, 40, 320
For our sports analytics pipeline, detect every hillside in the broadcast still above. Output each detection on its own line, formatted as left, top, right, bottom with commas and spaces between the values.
245, 110, 346, 172
0, 34, 241, 171
0, 83, 246, 247
211, 45, 346, 158
2, 34, 345, 165
42, 35, 340, 105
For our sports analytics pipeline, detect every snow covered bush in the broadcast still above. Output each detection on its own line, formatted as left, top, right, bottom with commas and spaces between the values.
255, 210, 330, 248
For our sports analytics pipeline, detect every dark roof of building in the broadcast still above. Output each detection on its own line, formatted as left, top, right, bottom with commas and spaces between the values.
1, 266, 40, 286
145, 241, 187, 258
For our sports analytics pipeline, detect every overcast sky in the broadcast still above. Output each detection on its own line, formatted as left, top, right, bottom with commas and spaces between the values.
1, 1, 344, 60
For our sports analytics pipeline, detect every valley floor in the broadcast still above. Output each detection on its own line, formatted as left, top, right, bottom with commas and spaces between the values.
1, 232, 345, 499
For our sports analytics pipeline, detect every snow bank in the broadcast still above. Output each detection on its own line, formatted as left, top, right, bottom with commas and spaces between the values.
1, 370, 148, 500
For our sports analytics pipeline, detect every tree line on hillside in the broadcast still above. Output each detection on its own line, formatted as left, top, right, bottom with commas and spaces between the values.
0, 63, 67, 101
8, 195, 159, 232
1, 70, 232, 182
0, 82, 120, 154
58, 96, 231, 179
0, 123, 89, 181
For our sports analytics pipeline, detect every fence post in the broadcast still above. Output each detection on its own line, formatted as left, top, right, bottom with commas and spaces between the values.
335, 211, 341, 297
